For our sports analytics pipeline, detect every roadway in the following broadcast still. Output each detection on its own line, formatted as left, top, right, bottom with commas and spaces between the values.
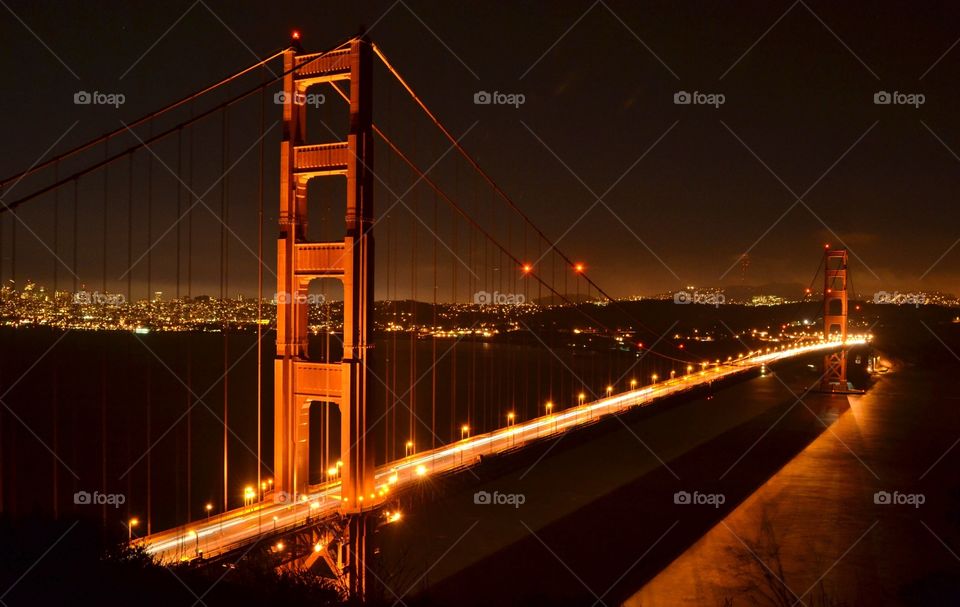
140, 337, 868, 563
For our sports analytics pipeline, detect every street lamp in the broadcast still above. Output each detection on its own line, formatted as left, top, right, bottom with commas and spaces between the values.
243, 486, 255, 506
630, 379, 637, 390
405, 440, 414, 457
507, 412, 515, 427
188, 529, 199, 557
128, 517, 139, 542
545, 401, 553, 415
205, 503, 213, 521
606, 385, 613, 396
651, 373, 658, 384
461, 424, 470, 440
578, 392, 586, 406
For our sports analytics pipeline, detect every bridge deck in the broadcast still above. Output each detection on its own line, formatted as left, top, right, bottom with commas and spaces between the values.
140, 338, 866, 563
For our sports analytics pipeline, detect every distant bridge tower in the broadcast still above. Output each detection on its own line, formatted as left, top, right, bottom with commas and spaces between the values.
274, 35, 377, 596
820, 246, 849, 392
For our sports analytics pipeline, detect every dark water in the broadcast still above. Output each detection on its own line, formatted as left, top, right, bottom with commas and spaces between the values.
631, 325, 960, 606
0, 326, 703, 533
366, 321, 960, 606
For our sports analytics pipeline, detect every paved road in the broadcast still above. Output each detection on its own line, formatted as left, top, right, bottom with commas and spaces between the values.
141, 338, 867, 563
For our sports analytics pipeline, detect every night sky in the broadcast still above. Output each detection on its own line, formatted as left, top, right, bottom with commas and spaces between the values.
2, 0, 960, 299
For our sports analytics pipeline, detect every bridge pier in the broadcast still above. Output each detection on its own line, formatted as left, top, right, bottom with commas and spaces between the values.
274, 34, 379, 600
818, 247, 862, 394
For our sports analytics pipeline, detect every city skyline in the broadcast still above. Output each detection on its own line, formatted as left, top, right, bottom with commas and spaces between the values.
2, 1, 959, 299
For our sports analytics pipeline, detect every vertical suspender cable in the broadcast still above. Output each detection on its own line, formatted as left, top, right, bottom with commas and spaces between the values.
221, 108, 229, 512
146, 124, 153, 301
256, 88, 264, 497
102, 143, 108, 294
186, 107, 194, 517
53, 163, 59, 292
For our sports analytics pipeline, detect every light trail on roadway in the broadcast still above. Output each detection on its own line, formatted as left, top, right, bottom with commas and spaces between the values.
140, 337, 868, 563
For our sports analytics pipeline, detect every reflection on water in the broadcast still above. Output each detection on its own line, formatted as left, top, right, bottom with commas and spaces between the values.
629, 359, 960, 606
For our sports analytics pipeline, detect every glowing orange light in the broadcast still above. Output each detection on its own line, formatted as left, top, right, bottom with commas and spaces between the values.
291, 30, 301, 40
522, 263, 533, 273
574, 263, 585, 273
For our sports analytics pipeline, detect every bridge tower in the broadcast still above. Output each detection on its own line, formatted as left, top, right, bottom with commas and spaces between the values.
820, 246, 849, 392
274, 35, 377, 596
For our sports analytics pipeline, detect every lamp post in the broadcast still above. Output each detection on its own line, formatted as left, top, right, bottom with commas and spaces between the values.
546, 401, 555, 432
405, 440, 414, 457
128, 517, 139, 543
188, 530, 199, 557
461, 424, 470, 440
205, 503, 213, 521
630, 379, 637, 390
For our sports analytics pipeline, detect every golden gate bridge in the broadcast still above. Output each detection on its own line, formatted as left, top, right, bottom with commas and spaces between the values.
0, 32, 867, 601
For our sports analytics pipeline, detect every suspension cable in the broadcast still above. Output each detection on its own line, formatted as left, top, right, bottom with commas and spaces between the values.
371, 44, 672, 339
0, 48, 290, 189
1, 39, 354, 215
